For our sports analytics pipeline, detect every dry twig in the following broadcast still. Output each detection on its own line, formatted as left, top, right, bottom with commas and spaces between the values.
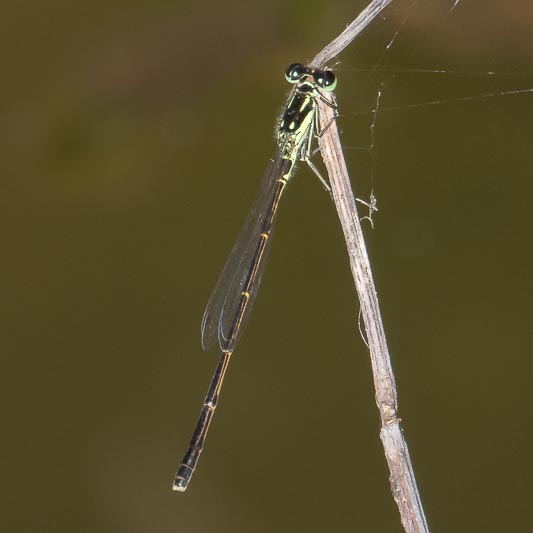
311, 1, 430, 531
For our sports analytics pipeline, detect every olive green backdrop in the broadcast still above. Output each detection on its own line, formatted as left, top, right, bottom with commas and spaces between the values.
3, 1, 533, 531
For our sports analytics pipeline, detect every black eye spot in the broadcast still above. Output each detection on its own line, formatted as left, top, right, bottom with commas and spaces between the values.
285, 63, 306, 83
319, 70, 337, 92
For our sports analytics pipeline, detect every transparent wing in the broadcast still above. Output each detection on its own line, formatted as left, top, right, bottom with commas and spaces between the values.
201, 151, 291, 351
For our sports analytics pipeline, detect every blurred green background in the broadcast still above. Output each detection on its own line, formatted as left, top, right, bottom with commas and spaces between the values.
3, 0, 533, 531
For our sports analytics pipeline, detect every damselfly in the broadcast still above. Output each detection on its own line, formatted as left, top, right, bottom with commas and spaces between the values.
173, 63, 337, 491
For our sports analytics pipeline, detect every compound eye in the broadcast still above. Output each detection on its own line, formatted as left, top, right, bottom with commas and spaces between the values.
315, 69, 337, 92
285, 63, 306, 84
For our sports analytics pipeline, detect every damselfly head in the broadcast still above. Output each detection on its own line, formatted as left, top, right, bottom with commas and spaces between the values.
284, 63, 337, 92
